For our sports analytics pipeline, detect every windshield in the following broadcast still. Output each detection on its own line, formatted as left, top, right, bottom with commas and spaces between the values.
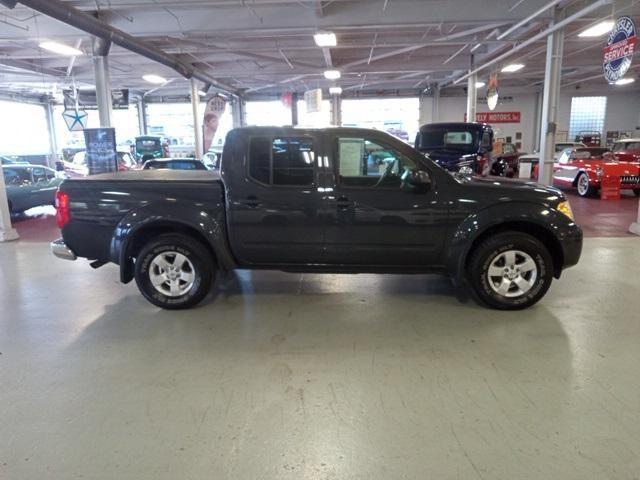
136, 138, 162, 152
416, 127, 479, 154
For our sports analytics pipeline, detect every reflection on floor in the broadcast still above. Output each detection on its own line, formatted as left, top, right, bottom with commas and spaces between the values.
1, 238, 639, 478
11, 206, 59, 243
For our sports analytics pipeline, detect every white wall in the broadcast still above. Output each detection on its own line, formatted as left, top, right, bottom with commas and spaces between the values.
420, 88, 640, 153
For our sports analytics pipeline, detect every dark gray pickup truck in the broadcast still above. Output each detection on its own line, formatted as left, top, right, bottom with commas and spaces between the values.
52, 126, 582, 310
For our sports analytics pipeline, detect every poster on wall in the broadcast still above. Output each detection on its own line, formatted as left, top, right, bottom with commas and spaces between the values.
603, 16, 636, 83
203, 95, 227, 153
83, 128, 117, 175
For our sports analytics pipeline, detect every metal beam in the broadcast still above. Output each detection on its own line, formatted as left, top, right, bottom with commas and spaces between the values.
496, 0, 564, 39
453, 0, 612, 84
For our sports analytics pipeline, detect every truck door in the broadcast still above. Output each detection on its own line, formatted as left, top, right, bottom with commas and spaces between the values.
226, 134, 325, 265
322, 133, 448, 267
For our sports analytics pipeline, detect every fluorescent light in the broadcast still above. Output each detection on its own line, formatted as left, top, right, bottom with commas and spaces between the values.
578, 20, 614, 37
198, 90, 207, 97
501, 63, 524, 73
329, 86, 342, 95
614, 78, 635, 86
475, 81, 486, 88
324, 70, 341, 80
143, 74, 167, 84
39, 41, 83, 56
314, 32, 337, 47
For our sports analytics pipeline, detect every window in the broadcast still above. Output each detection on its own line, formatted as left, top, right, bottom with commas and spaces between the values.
337, 137, 416, 188
3, 167, 31, 186
569, 97, 607, 141
248, 137, 315, 186
31, 167, 47, 183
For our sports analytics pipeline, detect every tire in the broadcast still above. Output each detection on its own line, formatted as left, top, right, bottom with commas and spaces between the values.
467, 232, 554, 310
134, 233, 215, 309
576, 172, 597, 197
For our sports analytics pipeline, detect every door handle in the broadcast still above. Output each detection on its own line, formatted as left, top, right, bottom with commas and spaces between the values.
336, 196, 352, 210
244, 195, 260, 208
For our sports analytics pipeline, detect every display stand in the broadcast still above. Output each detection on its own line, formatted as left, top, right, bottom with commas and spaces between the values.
0, 168, 19, 242
599, 175, 621, 200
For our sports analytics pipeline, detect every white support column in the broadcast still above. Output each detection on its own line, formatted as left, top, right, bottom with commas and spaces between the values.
630, 203, 640, 236
466, 56, 477, 123
137, 98, 147, 135
330, 94, 342, 126
537, 7, 564, 185
431, 86, 440, 123
0, 169, 19, 242
231, 98, 246, 128
291, 93, 299, 126
92, 37, 112, 128
45, 101, 59, 169
190, 78, 203, 159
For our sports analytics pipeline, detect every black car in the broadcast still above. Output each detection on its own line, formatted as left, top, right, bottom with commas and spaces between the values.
415, 122, 494, 175
51, 127, 582, 311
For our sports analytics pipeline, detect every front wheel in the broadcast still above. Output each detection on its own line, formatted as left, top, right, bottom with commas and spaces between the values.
134, 233, 215, 309
467, 232, 554, 310
576, 172, 597, 197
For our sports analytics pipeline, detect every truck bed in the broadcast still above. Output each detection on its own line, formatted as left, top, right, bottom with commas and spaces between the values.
70, 169, 220, 182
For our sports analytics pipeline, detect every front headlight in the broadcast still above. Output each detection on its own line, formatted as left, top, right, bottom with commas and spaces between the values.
557, 200, 574, 220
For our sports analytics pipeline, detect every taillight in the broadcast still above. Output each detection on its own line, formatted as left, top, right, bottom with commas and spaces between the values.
55, 191, 70, 228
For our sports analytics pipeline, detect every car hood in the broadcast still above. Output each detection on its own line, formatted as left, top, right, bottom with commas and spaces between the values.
454, 174, 565, 204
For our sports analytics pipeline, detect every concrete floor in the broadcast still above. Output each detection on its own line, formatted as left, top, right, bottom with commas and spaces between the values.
1, 237, 640, 479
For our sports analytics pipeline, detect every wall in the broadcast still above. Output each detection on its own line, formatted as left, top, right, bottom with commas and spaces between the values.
420, 88, 640, 153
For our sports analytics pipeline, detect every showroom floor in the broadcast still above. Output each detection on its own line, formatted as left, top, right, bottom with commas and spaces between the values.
1, 207, 640, 479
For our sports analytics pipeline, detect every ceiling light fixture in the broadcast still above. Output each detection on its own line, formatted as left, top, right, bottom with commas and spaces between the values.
39, 41, 83, 56
578, 20, 614, 37
314, 32, 337, 47
329, 86, 343, 95
142, 74, 168, 84
614, 77, 635, 86
475, 81, 486, 88
324, 70, 341, 80
501, 63, 525, 73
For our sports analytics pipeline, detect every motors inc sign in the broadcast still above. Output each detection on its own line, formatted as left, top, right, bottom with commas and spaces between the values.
603, 16, 636, 83
474, 112, 521, 123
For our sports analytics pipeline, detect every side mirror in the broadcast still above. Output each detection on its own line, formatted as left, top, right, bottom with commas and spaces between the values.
406, 169, 432, 191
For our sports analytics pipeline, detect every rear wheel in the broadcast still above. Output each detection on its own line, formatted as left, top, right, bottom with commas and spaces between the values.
467, 232, 554, 310
576, 172, 597, 197
134, 233, 214, 309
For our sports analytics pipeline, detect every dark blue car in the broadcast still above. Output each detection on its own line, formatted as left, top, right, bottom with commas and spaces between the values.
415, 122, 494, 175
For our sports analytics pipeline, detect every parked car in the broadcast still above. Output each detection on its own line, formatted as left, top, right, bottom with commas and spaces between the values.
491, 143, 524, 177
51, 126, 582, 311
64, 149, 137, 177
612, 138, 640, 163
134, 135, 169, 162
415, 122, 494, 175
553, 147, 640, 197
3, 164, 64, 212
142, 158, 208, 170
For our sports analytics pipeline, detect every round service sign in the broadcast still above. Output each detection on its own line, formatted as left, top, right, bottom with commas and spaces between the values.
603, 16, 637, 83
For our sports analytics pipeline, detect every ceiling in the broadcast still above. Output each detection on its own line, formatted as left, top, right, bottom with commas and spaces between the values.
0, 0, 639, 102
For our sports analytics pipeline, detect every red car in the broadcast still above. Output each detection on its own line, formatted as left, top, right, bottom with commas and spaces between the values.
553, 147, 640, 197
612, 138, 640, 164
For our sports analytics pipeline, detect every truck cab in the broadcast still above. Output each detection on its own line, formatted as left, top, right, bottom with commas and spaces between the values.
414, 122, 494, 175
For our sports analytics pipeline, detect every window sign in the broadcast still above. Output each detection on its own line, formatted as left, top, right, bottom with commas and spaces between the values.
338, 138, 365, 176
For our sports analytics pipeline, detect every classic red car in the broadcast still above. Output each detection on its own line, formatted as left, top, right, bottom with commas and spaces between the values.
490, 142, 524, 177
553, 147, 640, 197
612, 138, 640, 164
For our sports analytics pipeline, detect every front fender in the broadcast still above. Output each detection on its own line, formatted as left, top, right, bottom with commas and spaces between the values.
110, 201, 236, 283
445, 201, 571, 283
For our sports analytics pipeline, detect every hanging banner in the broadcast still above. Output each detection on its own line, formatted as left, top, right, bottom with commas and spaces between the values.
603, 16, 636, 83
62, 109, 88, 131
486, 73, 499, 111
63, 89, 129, 110
203, 95, 227, 154
83, 128, 117, 175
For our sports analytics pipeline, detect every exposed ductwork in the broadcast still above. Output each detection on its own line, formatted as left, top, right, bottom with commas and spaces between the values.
2, 0, 239, 97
